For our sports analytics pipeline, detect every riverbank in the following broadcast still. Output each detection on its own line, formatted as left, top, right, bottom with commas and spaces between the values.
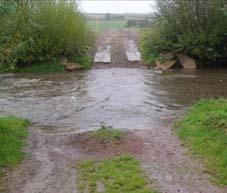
175, 99, 227, 185
1, 69, 227, 193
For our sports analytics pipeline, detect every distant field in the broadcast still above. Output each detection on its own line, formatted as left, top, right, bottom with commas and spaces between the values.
87, 19, 127, 31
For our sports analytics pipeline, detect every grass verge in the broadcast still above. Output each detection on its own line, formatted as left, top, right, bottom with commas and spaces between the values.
174, 98, 227, 185
0, 116, 29, 192
77, 155, 159, 193
0, 116, 30, 168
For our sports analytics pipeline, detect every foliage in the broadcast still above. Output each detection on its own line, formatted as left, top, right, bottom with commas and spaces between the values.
141, 0, 227, 66
0, 116, 30, 168
174, 99, 227, 185
17, 62, 65, 73
0, 0, 93, 71
88, 126, 125, 141
77, 155, 159, 193
140, 29, 160, 67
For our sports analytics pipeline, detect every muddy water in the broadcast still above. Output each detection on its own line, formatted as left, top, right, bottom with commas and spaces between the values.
1, 68, 227, 133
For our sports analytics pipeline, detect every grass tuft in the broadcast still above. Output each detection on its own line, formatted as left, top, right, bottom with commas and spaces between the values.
0, 116, 30, 168
89, 126, 125, 141
174, 98, 227, 185
76, 155, 159, 193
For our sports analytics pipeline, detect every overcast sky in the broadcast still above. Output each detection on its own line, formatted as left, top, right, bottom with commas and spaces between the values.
79, 1, 155, 14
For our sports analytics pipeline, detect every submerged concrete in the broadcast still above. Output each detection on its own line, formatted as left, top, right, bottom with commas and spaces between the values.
124, 40, 141, 62
94, 45, 111, 63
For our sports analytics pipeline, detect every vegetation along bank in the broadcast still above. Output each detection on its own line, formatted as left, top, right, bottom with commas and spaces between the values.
0, 0, 93, 73
175, 99, 227, 185
140, 0, 227, 69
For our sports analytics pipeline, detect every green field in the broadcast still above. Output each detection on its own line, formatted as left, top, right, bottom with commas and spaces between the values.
87, 19, 127, 31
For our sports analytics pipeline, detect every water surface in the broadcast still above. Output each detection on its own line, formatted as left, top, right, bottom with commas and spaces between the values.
1, 69, 227, 132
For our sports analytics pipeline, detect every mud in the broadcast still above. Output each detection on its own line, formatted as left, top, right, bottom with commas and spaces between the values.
69, 131, 143, 155
6, 125, 227, 193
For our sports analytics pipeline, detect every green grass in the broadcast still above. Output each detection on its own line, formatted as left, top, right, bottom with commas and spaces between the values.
88, 126, 125, 141
0, 55, 92, 73
17, 62, 65, 73
76, 155, 159, 193
140, 46, 159, 68
0, 116, 29, 192
0, 116, 30, 168
88, 19, 127, 31
174, 98, 227, 185
139, 29, 159, 68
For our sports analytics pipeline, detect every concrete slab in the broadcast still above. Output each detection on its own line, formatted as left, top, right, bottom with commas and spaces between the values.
94, 45, 111, 63
124, 40, 141, 62
94, 53, 111, 63
126, 51, 141, 62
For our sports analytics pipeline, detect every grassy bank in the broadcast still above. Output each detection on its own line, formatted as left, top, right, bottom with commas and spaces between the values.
0, 55, 92, 73
77, 155, 159, 193
175, 99, 227, 185
0, 116, 29, 192
0, 116, 29, 168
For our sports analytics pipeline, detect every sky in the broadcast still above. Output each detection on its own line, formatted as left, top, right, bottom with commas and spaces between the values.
79, 1, 155, 14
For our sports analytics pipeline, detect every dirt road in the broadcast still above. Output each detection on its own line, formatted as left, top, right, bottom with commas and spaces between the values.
93, 29, 145, 68
6, 125, 227, 193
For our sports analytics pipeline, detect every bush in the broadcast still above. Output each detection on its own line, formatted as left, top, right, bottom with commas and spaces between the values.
0, 0, 93, 71
141, 0, 227, 66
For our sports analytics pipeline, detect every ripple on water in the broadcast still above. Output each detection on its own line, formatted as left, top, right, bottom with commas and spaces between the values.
1, 69, 227, 132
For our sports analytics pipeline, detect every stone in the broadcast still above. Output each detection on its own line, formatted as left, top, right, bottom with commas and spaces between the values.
160, 51, 175, 60
60, 57, 84, 71
177, 54, 197, 69
65, 62, 84, 71
60, 57, 68, 66
156, 59, 176, 70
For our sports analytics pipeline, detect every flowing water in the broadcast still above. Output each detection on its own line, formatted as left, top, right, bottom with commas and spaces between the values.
1, 68, 227, 133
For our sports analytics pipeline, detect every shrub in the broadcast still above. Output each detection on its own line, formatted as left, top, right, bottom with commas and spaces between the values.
0, 0, 93, 71
141, 0, 227, 66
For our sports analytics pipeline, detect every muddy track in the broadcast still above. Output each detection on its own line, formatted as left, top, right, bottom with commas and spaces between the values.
6, 125, 227, 193
93, 29, 145, 69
